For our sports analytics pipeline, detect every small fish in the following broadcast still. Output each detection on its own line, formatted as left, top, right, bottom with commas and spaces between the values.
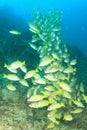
70, 108, 83, 114
58, 81, 71, 92
19, 79, 29, 87
34, 78, 47, 84
44, 74, 57, 81
64, 66, 76, 74
4, 64, 17, 73
64, 58, 70, 63
46, 122, 55, 129
4, 74, 20, 81
29, 100, 49, 108
63, 114, 73, 121
24, 70, 36, 79
82, 94, 87, 103
38, 34, 46, 42
29, 23, 40, 34
27, 94, 47, 102
80, 82, 84, 93
52, 28, 59, 32
20, 64, 27, 73
48, 110, 57, 117
70, 59, 77, 65
41, 90, 51, 96
9, 30, 21, 35
48, 116, 60, 125
27, 87, 34, 98
55, 72, 69, 81
31, 36, 39, 42
39, 56, 54, 67
47, 103, 65, 111
33, 73, 41, 79
51, 52, 60, 60
73, 100, 84, 108
28, 42, 38, 50
44, 85, 56, 91
44, 64, 59, 73
48, 111, 60, 124
62, 53, 69, 59
6, 84, 16, 91
62, 91, 71, 99
53, 62, 65, 72
6, 60, 25, 70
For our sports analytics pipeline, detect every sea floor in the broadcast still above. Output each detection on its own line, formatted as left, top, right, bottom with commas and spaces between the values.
0, 87, 87, 130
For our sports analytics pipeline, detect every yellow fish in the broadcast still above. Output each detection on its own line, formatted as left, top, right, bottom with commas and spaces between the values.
34, 78, 47, 84
39, 56, 54, 67
27, 94, 47, 102
4, 64, 17, 73
6, 84, 16, 91
44, 74, 57, 81
24, 70, 36, 79
9, 30, 21, 35
64, 66, 76, 73
70, 108, 83, 114
29, 23, 40, 34
70, 59, 77, 65
48, 103, 65, 111
19, 79, 29, 87
6, 60, 25, 70
20, 65, 27, 73
4, 74, 20, 81
63, 114, 73, 121
58, 81, 71, 92
29, 100, 49, 108
73, 100, 84, 108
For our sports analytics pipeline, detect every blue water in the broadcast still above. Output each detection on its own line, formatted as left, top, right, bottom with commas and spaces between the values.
0, 0, 87, 55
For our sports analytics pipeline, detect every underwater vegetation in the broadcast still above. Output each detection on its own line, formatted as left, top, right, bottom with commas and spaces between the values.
2, 10, 87, 130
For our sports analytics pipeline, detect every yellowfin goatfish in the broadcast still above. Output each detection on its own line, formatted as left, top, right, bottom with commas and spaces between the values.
9, 30, 21, 35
